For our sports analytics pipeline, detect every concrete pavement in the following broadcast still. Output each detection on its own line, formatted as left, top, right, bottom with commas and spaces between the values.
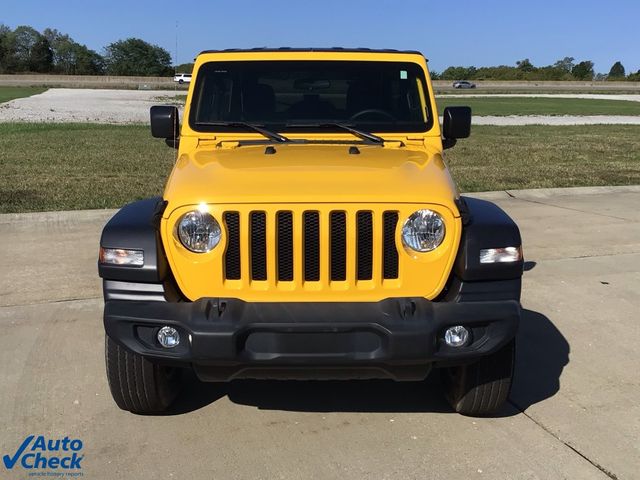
1, 186, 639, 479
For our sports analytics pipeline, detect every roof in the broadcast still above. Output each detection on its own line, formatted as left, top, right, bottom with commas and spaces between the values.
198, 47, 426, 58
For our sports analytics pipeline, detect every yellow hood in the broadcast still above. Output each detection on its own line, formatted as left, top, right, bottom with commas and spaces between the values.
163, 142, 460, 216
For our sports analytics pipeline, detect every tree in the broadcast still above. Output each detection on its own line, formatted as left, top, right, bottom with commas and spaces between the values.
607, 61, 625, 79
174, 62, 194, 73
29, 36, 53, 72
0, 24, 14, 73
627, 70, 640, 82
104, 38, 172, 76
553, 57, 575, 73
42, 28, 104, 74
12, 25, 41, 71
571, 61, 594, 80
516, 58, 535, 73
73, 44, 104, 74
441, 66, 477, 80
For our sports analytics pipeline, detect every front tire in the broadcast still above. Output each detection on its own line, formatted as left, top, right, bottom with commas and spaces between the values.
441, 340, 515, 416
105, 335, 182, 414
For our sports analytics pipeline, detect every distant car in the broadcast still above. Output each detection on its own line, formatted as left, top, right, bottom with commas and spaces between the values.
173, 73, 192, 84
452, 80, 476, 89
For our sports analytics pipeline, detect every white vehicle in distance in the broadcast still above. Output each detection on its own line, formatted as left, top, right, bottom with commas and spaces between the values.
173, 73, 192, 84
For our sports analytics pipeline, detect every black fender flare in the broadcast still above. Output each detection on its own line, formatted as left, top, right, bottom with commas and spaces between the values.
453, 196, 523, 281
98, 197, 168, 283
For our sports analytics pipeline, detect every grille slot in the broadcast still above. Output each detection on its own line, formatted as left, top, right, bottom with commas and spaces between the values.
330, 211, 347, 281
356, 211, 373, 280
277, 212, 294, 281
303, 211, 321, 281
223, 212, 241, 280
250, 212, 267, 281
383, 211, 399, 279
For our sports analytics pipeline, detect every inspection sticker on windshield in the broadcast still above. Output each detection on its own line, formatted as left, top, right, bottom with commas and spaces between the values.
400, 70, 408, 79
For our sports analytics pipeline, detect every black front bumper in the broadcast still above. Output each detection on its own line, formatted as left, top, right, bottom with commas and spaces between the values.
104, 298, 520, 381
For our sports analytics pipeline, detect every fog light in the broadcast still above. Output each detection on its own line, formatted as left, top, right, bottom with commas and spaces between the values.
157, 326, 180, 348
444, 326, 469, 347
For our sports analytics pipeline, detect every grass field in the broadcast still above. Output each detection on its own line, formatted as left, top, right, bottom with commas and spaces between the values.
436, 96, 640, 116
446, 125, 640, 191
0, 123, 638, 213
0, 86, 48, 104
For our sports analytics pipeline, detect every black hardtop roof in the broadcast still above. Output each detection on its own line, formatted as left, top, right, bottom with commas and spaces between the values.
198, 47, 426, 59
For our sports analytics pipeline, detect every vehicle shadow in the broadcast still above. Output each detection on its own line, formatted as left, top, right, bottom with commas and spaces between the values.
167, 308, 569, 416
509, 309, 570, 413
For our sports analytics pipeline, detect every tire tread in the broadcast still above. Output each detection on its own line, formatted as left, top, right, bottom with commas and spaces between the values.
104, 335, 181, 414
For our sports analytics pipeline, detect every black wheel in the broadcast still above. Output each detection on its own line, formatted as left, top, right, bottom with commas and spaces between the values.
178, 79, 184, 84
105, 335, 182, 414
441, 339, 515, 416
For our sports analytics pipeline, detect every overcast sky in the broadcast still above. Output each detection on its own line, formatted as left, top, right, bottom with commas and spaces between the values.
3, 0, 639, 73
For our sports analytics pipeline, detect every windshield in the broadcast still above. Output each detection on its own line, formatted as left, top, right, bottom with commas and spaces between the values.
189, 60, 432, 134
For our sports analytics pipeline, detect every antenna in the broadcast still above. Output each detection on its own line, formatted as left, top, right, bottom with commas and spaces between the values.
174, 20, 178, 76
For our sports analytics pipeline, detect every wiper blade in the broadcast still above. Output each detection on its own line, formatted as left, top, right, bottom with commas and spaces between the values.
322, 123, 384, 144
195, 121, 290, 143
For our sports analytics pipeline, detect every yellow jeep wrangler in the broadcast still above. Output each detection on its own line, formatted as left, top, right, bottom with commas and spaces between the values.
99, 48, 523, 416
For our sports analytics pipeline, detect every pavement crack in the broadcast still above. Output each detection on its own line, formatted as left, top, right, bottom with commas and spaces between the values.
508, 399, 619, 480
0, 296, 101, 308
510, 196, 633, 222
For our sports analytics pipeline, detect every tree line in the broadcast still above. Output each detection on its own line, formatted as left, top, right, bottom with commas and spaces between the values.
433, 57, 640, 82
1, 24, 639, 81
0, 25, 172, 76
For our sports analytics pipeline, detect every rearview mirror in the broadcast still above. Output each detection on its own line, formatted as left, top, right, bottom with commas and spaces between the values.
442, 106, 471, 149
150, 105, 180, 148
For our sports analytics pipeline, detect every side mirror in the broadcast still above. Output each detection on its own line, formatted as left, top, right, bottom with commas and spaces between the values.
150, 105, 180, 148
442, 106, 471, 149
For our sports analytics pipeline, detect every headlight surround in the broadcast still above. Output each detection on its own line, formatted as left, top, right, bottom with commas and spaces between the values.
402, 209, 446, 252
177, 211, 221, 253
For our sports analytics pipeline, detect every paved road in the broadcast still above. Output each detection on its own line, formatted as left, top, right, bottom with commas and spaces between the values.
1, 186, 639, 479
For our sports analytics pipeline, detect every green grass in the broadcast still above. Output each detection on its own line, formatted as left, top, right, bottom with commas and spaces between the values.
436, 96, 640, 116
153, 94, 187, 105
0, 86, 48, 104
446, 125, 640, 191
0, 123, 175, 212
0, 123, 638, 213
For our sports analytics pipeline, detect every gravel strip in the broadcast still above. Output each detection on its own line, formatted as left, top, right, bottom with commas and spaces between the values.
0, 88, 183, 124
1, 88, 640, 126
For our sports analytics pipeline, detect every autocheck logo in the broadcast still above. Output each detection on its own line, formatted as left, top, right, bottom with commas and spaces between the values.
3, 435, 84, 473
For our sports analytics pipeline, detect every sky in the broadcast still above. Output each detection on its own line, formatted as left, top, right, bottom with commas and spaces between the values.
2, 0, 639, 74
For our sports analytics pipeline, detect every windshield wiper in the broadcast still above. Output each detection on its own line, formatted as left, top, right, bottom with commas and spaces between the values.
195, 121, 290, 143
287, 123, 384, 144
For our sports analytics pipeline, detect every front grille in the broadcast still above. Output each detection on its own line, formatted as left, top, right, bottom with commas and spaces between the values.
223, 212, 241, 280
250, 212, 267, 280
330, 212, 347, 281
276, 212, 294, 281
303, 211, 320, 281
356, 211, 373, 280
383, 212, 399, 279
222, 209, 400, 285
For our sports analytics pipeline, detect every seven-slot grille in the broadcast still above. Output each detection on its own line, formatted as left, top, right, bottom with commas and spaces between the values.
222, 210, 399, 284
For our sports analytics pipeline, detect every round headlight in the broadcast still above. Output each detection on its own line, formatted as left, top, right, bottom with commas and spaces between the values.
177, 211, 221, 253
402, 209, 445, 252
